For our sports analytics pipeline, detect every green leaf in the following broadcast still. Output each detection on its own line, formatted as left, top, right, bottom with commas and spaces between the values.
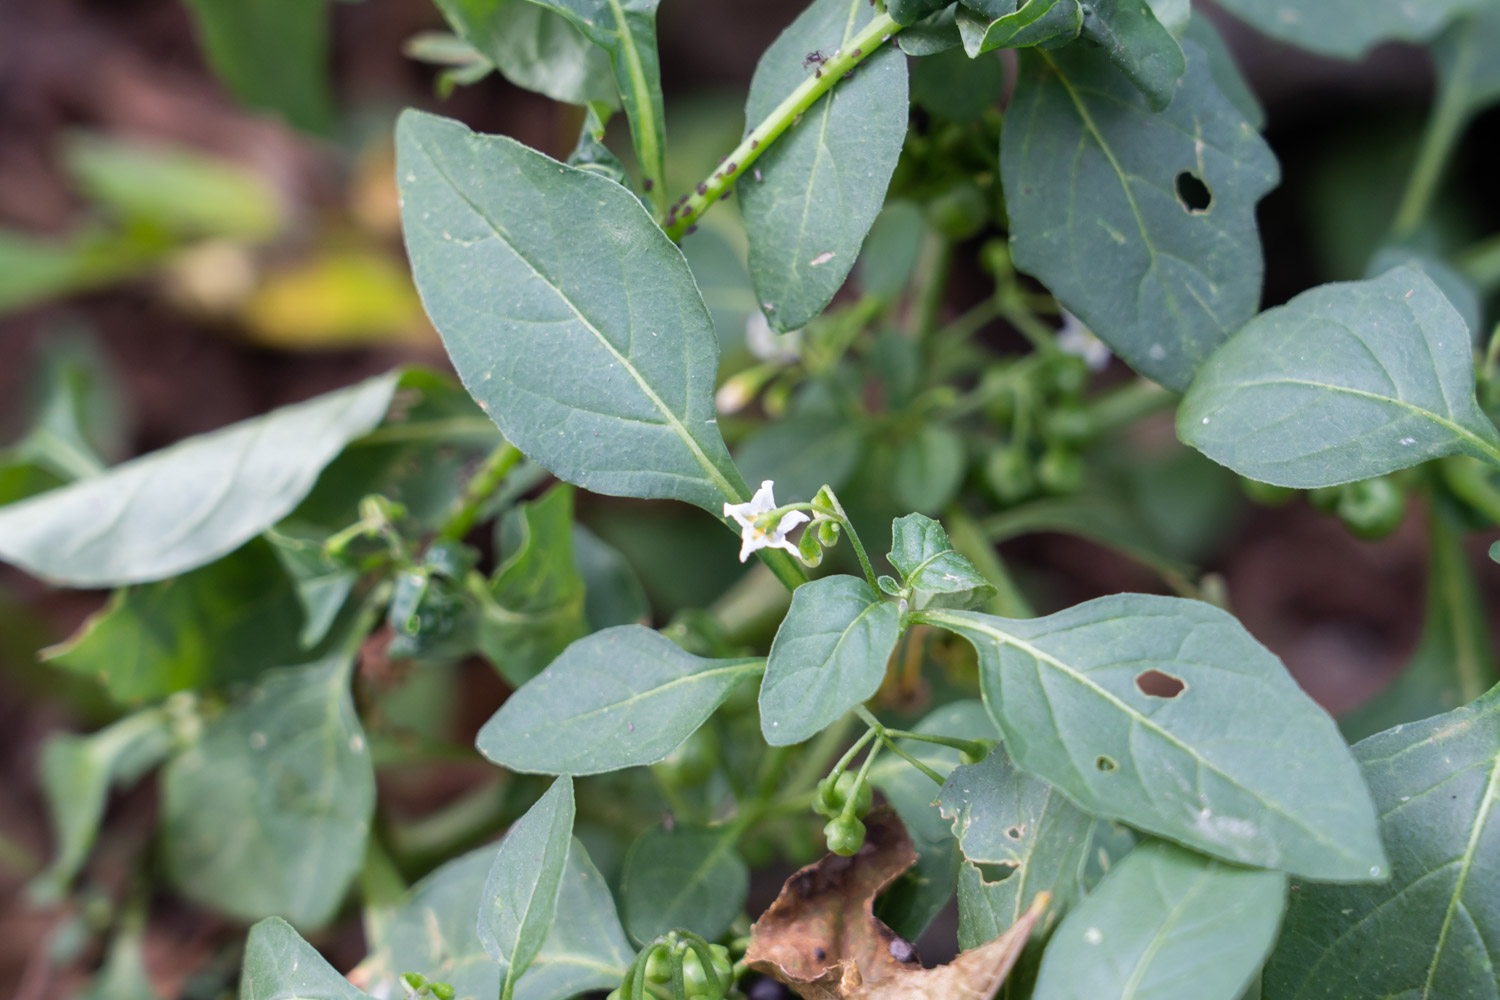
942, 743, 1094, 997
31, 710, 173, 901
0, 373, 397, 587
527, 0, 667, 205
759, 575, 903, 745
887, 513, 996, 611
180, 0, 334, 133
1366, 246, 1482, 342
476, 625, 762, 775
893, 426, 966, 516
955, 0, 1083, 57
620, 824, 750, 943
1002, 42, 1279, 391
396, 110, 745, 514
1182, 15, 1263, 129
359, 838, 630, 1000
1264, 684, 1500, 999
64, 133, 282, 241
1031, 841, 1287, 1000
1078, 0, 1186, 111
1434, 7, 1500, 123
573, 524, 650, 629
1340, 501, 1498, 742
44, 539, 307, 704
474, 485, 588, 687
567, 104, 629, 188
266, 530, 358, 649
1213, 0, 1481, 60
898, 6, 963, 55
240, 917, 374, 1000
738, 0, 909, 331
736, 416, 867, 505
478, 777, 575, 986
922, 596, 1388, 881
1178, 266, 1500, 488
161, 654, 374, 927
888, 0, 953, 26
431, 0, 617, 106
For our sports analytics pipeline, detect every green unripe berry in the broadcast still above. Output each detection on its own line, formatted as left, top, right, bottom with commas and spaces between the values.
1037, 446, 1084, 495
428, 985, 455, 1000
402, 972, 427, 991
986, 446, 1034, 504
814, 771, 873, 819
644, 946, 673, 984
926, 182, 988, 241
1042, 405, 1093, 445
825, 814, 867, 856
1240, 477, 1297, 507
605, 990, 623, 1000
1047, 354, 1090, 397
1337, 477, 1406, 540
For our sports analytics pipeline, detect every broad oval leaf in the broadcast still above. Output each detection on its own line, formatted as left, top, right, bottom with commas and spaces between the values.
397, 110, 745, 514
359, 837, 630, 1000
888, 513, 996, 611
1179, 266, 1500, 488
476, 625, 763, 775
241, 917, 373, 1000
738, 0, 909, 331
922, 596, 1388, 881
1031, 841, 1287, 1000
478, 776, 575, 983
181, 0, 333, 133
1264, 683, 1500, 1000
760, 575, 903, 746
161, 655, 375, 928
620, 824, 750, 944
1002, 41, 1278, 391
1213, 0, 1480, 60
0, 373, 397, 587
1077, 0, 1185, 111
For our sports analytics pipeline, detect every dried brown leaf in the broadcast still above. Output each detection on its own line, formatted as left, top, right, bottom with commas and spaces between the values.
746, 807, 1048, 1000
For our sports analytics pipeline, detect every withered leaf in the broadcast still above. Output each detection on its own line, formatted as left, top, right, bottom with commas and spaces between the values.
746, 808, 1048, 1000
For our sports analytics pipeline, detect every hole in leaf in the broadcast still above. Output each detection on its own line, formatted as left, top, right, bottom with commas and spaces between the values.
977, 861, 1018, 884
1136, 669, 1186, 698
1175, 171, 1212, 213
1005, 825, 1025, 840
1096, 755, 1117, 772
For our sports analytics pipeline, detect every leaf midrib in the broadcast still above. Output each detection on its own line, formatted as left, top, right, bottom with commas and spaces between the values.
1217, 375, 1500, 464
406, 126, 740, 503
509, 659, 763, 740
924, 609, 1361, 867
1422, 741, 1500, 997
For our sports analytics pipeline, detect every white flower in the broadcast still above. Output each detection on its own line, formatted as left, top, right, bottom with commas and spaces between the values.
1056, 310, 1112, 372
723, 480, 810, 563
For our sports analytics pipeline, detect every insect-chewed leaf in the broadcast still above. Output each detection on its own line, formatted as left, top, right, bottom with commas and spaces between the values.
355, 837, 629, 1000
1213, 0, 1478, 59
760, 575, 902, 746
1264, 683, 1500, 1000
396, 110, 746, 514
1002, 41, 1278, 391
160, 654, 375, 928
241, 917, 375, 1000
922, 596, 1387, 881
477, 777, 575, 982
738, 0, 908, 331
1179, 266, 1500, 488
0, 373, 397, 588
476, 625, 763, 775
1031, 841, 1287, 1000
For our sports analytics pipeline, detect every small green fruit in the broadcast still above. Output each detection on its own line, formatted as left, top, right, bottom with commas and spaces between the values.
825, 814, 867, 856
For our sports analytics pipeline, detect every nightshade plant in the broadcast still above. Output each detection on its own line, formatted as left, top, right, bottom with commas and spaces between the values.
7, 0, 1500, 998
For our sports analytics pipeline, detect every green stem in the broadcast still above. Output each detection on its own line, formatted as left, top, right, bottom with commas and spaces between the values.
436, 443, 522, 544
881, 728, 992, 759
1391, 51, 1473, 240
351, 417, 499, 445
604, 0, 668, 219
877, 733, 946, 785
1485, 322, 1500, 384
854, 704, 966, 784
1084, 377, 1176, 430
663, 12, 904, 240
815, 491, 878, 589
1000, 299, 1061, 356
911, 234, 954, 341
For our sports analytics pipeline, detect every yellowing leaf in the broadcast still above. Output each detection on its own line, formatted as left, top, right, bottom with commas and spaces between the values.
243, 251, 429, 348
